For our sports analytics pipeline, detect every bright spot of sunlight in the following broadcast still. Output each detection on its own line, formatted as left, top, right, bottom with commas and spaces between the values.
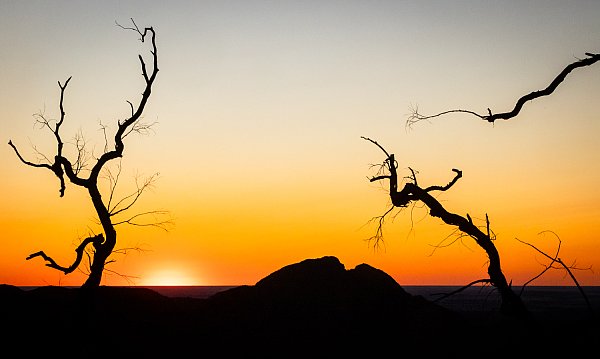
142, 269, 198, 286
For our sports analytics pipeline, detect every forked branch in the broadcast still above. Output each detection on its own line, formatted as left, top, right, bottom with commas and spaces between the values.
112, 210, 174, 231
517, 231, 594, 316
8, 76, 74, 197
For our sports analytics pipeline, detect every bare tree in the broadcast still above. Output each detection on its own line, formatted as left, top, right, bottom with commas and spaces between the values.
362, 136, 529, 319
401, 51, 598, 311
8, 19, 165, 288
408, 52, 600, 126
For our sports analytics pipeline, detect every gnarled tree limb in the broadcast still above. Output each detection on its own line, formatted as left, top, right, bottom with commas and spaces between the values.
363, 136, 529, 318
408, 52, 600, 125
26, 234, 104, 274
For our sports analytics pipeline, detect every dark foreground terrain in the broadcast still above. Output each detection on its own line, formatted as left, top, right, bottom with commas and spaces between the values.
1, 256, 597, 356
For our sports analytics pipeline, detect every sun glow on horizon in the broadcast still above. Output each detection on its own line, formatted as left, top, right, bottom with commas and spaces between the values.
141, 269, 199, 286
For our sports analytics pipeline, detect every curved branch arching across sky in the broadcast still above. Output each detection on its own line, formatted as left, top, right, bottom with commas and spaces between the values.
408, 52, 600, 126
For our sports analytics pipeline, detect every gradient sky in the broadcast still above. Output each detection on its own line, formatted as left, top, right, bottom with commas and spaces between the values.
1, 0, 599, 287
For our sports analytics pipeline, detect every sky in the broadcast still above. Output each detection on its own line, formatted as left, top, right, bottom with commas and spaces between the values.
1, 0, 599, 287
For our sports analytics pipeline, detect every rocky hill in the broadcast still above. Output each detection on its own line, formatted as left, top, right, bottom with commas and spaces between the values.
1, 256, 596, 356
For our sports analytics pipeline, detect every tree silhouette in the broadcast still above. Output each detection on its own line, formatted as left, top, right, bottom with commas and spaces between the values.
8, 19, 164, 288
362, 136, 529, 319
363, 51, 599, 318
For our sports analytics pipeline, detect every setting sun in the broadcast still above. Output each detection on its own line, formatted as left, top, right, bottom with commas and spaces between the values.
142, 269, 198, 286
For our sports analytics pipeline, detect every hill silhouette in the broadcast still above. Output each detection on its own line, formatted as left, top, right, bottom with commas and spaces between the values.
1, 256, 596, 356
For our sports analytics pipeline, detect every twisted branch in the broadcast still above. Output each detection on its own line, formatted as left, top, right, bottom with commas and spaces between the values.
362, 137, 529, 318
26, 234, 104, 274
409, 52, 600, 125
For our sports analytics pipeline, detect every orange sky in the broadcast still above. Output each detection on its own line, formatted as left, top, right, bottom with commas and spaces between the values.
1, 1, 599, 287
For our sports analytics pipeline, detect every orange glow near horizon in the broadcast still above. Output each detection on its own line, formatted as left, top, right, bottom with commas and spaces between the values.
1, 2, 599, 288
141, 269, 199, 286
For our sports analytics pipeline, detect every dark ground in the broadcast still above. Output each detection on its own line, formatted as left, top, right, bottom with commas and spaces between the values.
1, 256, 598, 357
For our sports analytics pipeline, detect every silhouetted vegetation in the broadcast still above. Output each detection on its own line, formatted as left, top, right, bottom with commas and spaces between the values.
407, 52, 600, 126
363, 51, 600, 319
362, 136, 529, 319
8, 20, 168, 288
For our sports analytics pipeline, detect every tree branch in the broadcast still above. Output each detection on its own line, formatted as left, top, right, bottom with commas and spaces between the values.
91, 19, 159, 182
26, 234, 104, 274
8, 140, 53, 170
112, 210, 173, 231
517, 231, 594, 316
431, 279, 492, 303
424, 168, 462, 193
369, 175, 391, 182
109, 172, 159, 216
8, 76, 80, 197
361, 136, 390, 158
408, 52, 600, 125
365, 205, 396, 249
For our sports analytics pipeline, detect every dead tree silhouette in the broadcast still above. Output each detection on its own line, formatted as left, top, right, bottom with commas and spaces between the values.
400, 50, 599, 315
362, 136, 530, 319
8, 19, 166, 288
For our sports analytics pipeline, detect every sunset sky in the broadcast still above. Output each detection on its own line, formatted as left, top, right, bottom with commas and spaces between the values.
1, 1, 599, 287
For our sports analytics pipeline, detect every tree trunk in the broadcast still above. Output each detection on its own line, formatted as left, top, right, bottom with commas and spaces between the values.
407, 184, 530, 319
82, 186, 117, 288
